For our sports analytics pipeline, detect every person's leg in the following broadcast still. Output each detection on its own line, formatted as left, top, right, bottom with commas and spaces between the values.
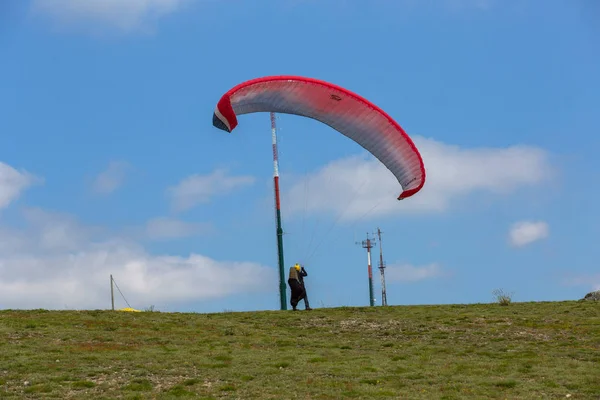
297, 283, 311, 310
303, 292, 312, 310
301, 288, 312, 310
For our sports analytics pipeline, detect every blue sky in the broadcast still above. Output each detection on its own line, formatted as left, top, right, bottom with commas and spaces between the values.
0, 0, 598, 312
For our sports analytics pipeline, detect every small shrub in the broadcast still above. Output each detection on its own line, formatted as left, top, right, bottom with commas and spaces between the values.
492, 289, 513, 306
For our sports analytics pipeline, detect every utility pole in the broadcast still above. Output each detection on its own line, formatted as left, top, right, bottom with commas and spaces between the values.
357, 233, 376, 306
376, 227, 388, 306
110, 274, 114, 311
270, 112, 287, 310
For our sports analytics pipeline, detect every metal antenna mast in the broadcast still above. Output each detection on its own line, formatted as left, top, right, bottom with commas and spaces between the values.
376, 227, 388, 306
356, 232, 376, 306
271, 112, 287, 310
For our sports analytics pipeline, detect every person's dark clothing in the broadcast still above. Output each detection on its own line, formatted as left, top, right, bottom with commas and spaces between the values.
288, 278, 305, 310
288, 266, 306, 310
297, 267, 311, 310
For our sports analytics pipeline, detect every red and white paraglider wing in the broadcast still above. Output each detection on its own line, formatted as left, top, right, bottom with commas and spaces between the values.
212, 76, 425, 200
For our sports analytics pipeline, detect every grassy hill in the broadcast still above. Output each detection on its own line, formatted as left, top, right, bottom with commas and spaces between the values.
1, 300, 598, 399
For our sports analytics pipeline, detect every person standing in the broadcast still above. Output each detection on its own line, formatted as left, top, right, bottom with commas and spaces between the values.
297, 265, 312, 310
287, 263, 307, 310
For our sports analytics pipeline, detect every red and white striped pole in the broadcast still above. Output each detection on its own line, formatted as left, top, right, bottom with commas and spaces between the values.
271, 112, 287, 310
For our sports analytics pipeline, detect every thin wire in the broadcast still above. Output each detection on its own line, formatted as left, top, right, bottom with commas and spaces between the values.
305, 185, 398, 263
302, 214, 320, 264
303, 177, 370, 263
300, 156, 310, 261
300, 160, 336, 263
111, 276, 132, 309
277, 113, 306, 264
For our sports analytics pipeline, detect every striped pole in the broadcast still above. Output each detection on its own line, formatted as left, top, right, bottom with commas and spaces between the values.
271, 112, 287, 310
367, 237, 375, 306
359, 233, 375, 306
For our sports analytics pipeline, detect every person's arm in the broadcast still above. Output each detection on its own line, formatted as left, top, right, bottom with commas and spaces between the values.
300, 267, 307, 277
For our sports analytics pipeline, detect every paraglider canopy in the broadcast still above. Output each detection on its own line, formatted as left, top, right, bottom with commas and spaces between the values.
212, 75, 426, 200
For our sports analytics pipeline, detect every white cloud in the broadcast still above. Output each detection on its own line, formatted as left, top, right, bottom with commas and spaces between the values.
31, 0, 190, 34
281, 136, 553, 220
508, 220, 549, 247
561, 274, 600, 292
144, 217, 212, 240
0, 209, 275, 310
91, 161, 129, 195
0, 162, 40, 210
168, 169, 255, 212
20, 207, 102, 252
385, 263, 445, 283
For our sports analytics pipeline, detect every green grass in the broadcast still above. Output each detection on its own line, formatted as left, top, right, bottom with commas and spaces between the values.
0, 301, 598, 399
